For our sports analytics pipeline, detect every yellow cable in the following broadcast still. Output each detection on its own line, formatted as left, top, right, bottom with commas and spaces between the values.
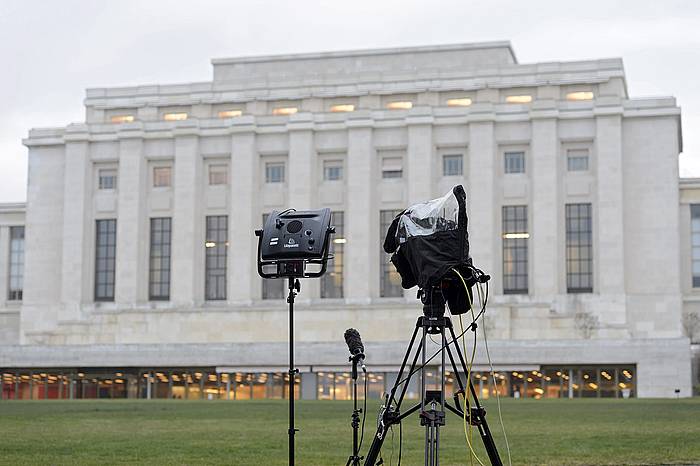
453, 268, 485, 466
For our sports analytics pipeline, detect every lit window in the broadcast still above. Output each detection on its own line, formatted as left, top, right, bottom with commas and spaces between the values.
98, 169, 117, 190
505, 95, 532, 104
323, 161, 343, 181
382, 157, 403, 179
502, 206, 528, 294
218, 110, 242, 118
330, 104, 355, 113
153, 167, 172, 187
111, 115, 134, 123
209, 165, 228, 185
566, 91, 594, 101
163, 112, 188, 121
504, 151, 525, 174
272, 107, 298, 116
265, 163, 285, 183
386, 101, 413, 110
205, 216, 228, 300
447, 98, 472, 107
567, 149, 589, 172
442, 154, 463, 176
8, 226, 24, 301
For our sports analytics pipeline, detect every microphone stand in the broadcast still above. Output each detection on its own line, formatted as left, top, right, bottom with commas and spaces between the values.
346, 353, 365, 466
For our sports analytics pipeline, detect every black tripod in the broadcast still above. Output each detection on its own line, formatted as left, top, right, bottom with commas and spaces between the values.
364, 290, 502, 466
286, 277, 301, 466
346, 353, 365, 466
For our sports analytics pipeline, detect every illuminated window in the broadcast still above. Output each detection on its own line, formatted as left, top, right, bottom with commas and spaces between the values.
505, 95, 532, 104
163, 112, 188, 121
209, 165, 228, 185
98, 169, 117, 190
8, 226, 24, 301
504, 151, 525, 174
566, 91, 594, 101
382, 157, 403, 179
265, 163, 285, 183
567, 149, 589, 172
386, 101, 413, 110
330, 104, 355, 113
323, 160, 343, 181
321, 212, 344, 298
502, 206, 528, 294
447, 97, 472, 107
442, 154, 463, 176
111, 115, 134, 124
272, 107, 298, 116
153, 167, 172, 188
218, 110, 242, 118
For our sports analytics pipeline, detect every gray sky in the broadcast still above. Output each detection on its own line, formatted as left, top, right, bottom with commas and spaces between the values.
1, 0, 699, 202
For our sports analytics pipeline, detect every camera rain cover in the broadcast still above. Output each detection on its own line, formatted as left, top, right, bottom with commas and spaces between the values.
383, 185, 470, 289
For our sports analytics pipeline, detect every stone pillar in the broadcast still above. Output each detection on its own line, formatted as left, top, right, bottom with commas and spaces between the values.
115, 133, 146, 304
406, 110, 434, 204
468, 119, 496, 275
60, 139, 91, 318
345, 113, 377, 302
531, 115, 559, 297
229, 117, 257, 304
171, 125, 202, 306
595, 113, 626, 325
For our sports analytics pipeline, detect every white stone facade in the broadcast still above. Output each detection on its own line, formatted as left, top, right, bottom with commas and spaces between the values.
0, 42, 693, 398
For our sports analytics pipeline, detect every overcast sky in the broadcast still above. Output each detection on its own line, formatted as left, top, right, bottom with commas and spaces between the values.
1, 0, 699, 202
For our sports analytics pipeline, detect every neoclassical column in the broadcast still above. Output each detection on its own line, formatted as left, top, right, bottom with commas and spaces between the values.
467, 117, 496, 275
595, 111, 626, 325
531, 112, 559, 297
60, 132, 92, 319
228, 117, 257, 304
171, 124, 202, 306
115, 130, 146, 304
345, 112, 377, 302
406, 108, 434, 204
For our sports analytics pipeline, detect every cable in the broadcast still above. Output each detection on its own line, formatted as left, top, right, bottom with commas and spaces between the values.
478, 282, 512, 466
358, 370, 368, 453
397, 420, 402, 466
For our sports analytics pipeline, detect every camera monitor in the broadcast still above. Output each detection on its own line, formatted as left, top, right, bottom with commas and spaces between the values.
255, 208, 335, 278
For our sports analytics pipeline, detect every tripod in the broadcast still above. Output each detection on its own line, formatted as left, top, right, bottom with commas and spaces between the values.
346, 353, 365, 466
364, 290, 502, 466
286, 277, 301, 466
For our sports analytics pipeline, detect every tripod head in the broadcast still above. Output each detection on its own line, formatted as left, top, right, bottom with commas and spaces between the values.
419, 286, 447, 319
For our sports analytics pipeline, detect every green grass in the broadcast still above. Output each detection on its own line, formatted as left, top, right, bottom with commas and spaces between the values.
0, 399, 699, 465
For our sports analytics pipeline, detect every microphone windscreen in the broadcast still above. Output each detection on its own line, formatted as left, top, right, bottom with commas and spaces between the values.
344, 328, 364, 355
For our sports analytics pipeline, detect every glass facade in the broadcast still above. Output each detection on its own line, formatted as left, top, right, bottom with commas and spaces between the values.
502, 206, 528, 294
566, 203, 593, 293
205, 216, 228, 300
94, 219, 117, 301
380, 210, 403, 297
149, 217, 171, 300
8, 226, 24, 301
321, 211, 344, 298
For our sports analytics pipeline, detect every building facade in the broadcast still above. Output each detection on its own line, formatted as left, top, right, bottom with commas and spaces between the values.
0, 42, 694, 400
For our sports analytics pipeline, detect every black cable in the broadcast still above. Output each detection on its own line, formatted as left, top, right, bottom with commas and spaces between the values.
397, 421, 402, 466
358, 370, 368, 452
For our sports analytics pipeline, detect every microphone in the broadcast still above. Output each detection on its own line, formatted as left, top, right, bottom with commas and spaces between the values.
344, 328, 366, 372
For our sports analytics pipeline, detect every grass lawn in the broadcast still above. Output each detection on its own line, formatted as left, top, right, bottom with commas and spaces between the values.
0, 398, 699, 465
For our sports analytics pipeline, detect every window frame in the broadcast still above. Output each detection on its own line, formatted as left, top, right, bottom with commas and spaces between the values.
323, 160, 344, 182
567, 149, 590, 172
94, 219, 117, 302
265, 162, 286, 184
205, 215, 228, 301
321, 212, 344, 298
8, 226, 25, 301
98, 169, 118, 190
149, 217, 171, 301
442, 154, 463, 177
153, 166, 172, 188
504, 151, 526, 174
565, 203, 593, 293
380, 210, 403, 297
261, 213, 285, 300
691, 205, 700, 288
502, 206, 529, 294
208, 164, 229, 186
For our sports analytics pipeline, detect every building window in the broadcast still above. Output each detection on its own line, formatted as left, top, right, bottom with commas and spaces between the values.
205, 216, 228, 300
261, 214, 285, 300
380, 210, 403, 297
321, 212, 344, 298
272, 107, 298, 116
566, 203, 593, 293
8, 226, 24, 301
443, 154, 463, 177
505, 95, 532, 104
566, 91, 594, 101
567, 149, 589, 172
330, 104, 355, 113
504, 151, 525, 174
153, 167, 172, 187
98, 169, 117, 190
323, 161, 343, 181
446, 97, 472, 107
265, 163, 285, 184
386, 101, 413, 110
110, 115, 134, 124
218, 110, 242, 118
163, 112, 188, 121
382, 157, 403, 179
95, 219, 117, 302
691, 205, 700, 287
502, 206, 528, 294
149, 218, 171, 301
209, 165, 228, 185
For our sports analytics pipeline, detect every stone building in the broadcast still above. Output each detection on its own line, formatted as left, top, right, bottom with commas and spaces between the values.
0, 42, 693, 400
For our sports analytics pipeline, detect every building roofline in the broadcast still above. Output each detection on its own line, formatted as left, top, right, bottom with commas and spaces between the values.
211, 41, 517, 66
0, 202, 26, 213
